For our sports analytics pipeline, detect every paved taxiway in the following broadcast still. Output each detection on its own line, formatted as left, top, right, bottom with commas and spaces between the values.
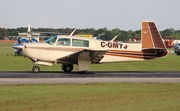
0, 71, 180, 84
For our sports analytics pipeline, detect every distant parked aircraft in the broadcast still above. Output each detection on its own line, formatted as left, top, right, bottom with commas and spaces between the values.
13, 24, 39, 56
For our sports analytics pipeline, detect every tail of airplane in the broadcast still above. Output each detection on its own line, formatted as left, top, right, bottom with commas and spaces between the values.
27, 24, 31, 37
141, 21, 168, 59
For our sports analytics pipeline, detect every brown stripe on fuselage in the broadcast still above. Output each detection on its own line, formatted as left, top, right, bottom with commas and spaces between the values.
106, 49, 165, 60
108, 50, 143, 55
105, 52, 157, 60
107, 50, 159, 56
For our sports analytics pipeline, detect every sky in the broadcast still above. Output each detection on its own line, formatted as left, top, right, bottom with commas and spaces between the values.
0, 0, 180, 31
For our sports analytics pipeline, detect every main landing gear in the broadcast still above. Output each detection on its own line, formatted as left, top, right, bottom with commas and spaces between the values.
62, 64, 73, 73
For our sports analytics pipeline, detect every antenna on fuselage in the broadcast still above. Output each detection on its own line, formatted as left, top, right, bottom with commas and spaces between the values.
69, 29, 76, 36
110, 35, 118, 42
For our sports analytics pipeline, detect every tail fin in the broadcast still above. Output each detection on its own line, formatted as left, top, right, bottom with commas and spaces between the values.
27, 24, 31, 37
141, 21, 168, 58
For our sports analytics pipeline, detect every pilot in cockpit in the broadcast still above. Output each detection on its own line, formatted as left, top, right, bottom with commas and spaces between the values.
58, 41, 64, 45
57, 38, 70, 46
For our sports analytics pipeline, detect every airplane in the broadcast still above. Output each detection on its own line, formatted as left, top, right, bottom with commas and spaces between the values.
15, 21, 168, 73
13, 24, 39, 56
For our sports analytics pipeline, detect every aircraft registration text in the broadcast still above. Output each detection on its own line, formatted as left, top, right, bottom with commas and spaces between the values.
101, 42, 128, 49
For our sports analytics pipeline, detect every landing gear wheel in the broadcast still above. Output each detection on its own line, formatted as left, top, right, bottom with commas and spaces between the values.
62, 64, 73, 73
32, 66, 40, 73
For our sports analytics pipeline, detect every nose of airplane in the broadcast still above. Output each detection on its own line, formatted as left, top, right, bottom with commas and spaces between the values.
12, 44, 24, 50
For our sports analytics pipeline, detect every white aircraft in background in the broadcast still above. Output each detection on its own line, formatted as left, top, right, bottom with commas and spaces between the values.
13, 24, 39, 56
14, 21, 168, 73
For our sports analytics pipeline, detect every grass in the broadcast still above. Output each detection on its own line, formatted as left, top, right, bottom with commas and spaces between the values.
0, 83, 180, 111
1, 42, 180, 111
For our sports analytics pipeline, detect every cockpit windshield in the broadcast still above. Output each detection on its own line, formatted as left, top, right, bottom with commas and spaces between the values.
45, 36, 57, 45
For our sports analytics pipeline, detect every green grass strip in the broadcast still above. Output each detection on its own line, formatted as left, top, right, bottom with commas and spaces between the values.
0, 83, 180, 111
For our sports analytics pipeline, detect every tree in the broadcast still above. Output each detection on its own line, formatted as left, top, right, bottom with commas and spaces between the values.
161, 28, 174, 36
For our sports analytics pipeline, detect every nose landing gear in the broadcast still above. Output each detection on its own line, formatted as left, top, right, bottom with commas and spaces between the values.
32, 66, 40, 73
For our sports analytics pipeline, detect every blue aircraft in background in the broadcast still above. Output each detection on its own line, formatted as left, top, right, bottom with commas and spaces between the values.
12, 24, 39, 56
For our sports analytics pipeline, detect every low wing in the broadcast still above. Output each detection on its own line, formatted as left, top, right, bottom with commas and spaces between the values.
57, 49, 107, 64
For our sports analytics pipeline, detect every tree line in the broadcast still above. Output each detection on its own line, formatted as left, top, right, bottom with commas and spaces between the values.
0, 27, 180, 42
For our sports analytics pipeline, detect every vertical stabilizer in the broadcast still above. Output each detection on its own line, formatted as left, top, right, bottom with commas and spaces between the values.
141, 21, 168, 58
142, 21, 166, 49
27, 24, 31, 37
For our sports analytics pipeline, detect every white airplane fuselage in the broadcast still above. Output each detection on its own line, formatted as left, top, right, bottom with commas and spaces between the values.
23, 36, 142, 64
21, 21, 168, 73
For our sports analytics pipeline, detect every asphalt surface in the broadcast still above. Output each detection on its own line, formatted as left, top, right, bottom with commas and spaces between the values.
0, 71, 180, 84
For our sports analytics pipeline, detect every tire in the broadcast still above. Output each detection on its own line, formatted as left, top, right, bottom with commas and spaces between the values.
62, 64, 73, 73
32, 66, 40, 73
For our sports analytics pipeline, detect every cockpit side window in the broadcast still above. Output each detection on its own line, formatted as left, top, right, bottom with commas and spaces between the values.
72, 39, 89, 47
57, 38, 70, 46
45, 36, 57, 45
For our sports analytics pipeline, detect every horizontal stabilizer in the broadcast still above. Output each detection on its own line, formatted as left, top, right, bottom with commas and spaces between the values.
12, 44, 23, 50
